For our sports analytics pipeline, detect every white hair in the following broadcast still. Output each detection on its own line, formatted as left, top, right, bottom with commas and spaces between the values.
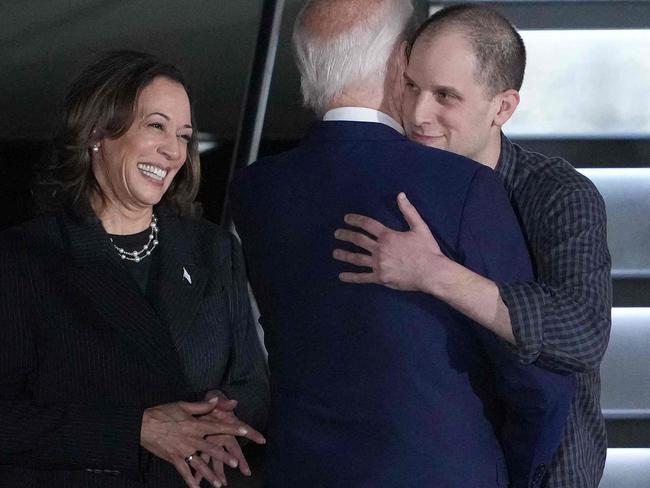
292, 0, 414, 116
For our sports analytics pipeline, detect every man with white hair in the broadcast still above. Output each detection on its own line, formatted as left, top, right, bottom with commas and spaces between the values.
230, 1, 574, 486
334, 4, 612, 487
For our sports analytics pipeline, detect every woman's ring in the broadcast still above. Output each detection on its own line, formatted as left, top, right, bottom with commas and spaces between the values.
184, 453, 197, 464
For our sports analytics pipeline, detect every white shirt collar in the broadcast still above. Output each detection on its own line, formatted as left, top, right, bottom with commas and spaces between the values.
322, 107, 405, 135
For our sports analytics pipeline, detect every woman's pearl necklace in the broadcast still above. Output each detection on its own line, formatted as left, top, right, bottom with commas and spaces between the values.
110, 214, 159, 263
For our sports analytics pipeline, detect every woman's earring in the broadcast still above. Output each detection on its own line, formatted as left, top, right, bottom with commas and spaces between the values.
91, 144, 100, 153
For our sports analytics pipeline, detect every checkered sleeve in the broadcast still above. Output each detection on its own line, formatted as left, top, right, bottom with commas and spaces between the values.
498, 187, 612, 373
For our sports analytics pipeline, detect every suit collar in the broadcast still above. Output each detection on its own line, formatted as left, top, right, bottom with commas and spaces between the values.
322, 107, 405, 135
148, 214, 210, 349
61, 206, 208, 393
304, 120, 408, 143
63, 200, 116, 267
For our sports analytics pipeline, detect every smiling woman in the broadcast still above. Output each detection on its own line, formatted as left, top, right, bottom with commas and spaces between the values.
91, 76, 193, 229
34, 50, 201, 224
0, 51, 269, 488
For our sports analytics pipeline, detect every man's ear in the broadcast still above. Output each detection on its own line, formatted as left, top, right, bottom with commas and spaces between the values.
400, 40, 410, 63
393, 40, 409, 78
385, 40, 409, 121
493, 89, 520, 127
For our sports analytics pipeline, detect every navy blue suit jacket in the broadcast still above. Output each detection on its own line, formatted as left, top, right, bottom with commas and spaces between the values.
231, 121, 575, 488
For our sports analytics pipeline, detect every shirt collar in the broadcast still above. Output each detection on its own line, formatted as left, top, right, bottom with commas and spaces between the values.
494, 132, 518, 196
323, 107, 405, 135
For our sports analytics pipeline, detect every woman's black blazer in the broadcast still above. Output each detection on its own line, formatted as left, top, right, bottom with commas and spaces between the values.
0, 207, 269, 487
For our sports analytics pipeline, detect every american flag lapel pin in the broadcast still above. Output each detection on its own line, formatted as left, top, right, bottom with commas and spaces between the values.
182, 266, 192, 285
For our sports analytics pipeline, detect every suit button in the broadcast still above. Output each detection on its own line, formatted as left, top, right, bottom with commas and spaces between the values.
530, 464, 546, 486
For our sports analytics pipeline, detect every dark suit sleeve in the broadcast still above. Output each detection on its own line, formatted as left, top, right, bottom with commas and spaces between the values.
457, 167, 576, 488
219, 234, 270, 432
0, 234, 145, 479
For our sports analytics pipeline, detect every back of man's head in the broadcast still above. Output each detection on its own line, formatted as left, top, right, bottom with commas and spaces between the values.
412, 3, 525, 97
293, 0, 415, 116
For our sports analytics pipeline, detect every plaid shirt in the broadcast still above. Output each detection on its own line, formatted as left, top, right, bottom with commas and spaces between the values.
495, 135, 612, 487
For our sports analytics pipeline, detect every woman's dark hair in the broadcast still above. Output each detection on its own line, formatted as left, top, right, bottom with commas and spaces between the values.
34, 50, 201, 217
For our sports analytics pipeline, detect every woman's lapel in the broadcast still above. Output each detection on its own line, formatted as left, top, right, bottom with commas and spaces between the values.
62, 211, 189, 390
148, 214, 210, 346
